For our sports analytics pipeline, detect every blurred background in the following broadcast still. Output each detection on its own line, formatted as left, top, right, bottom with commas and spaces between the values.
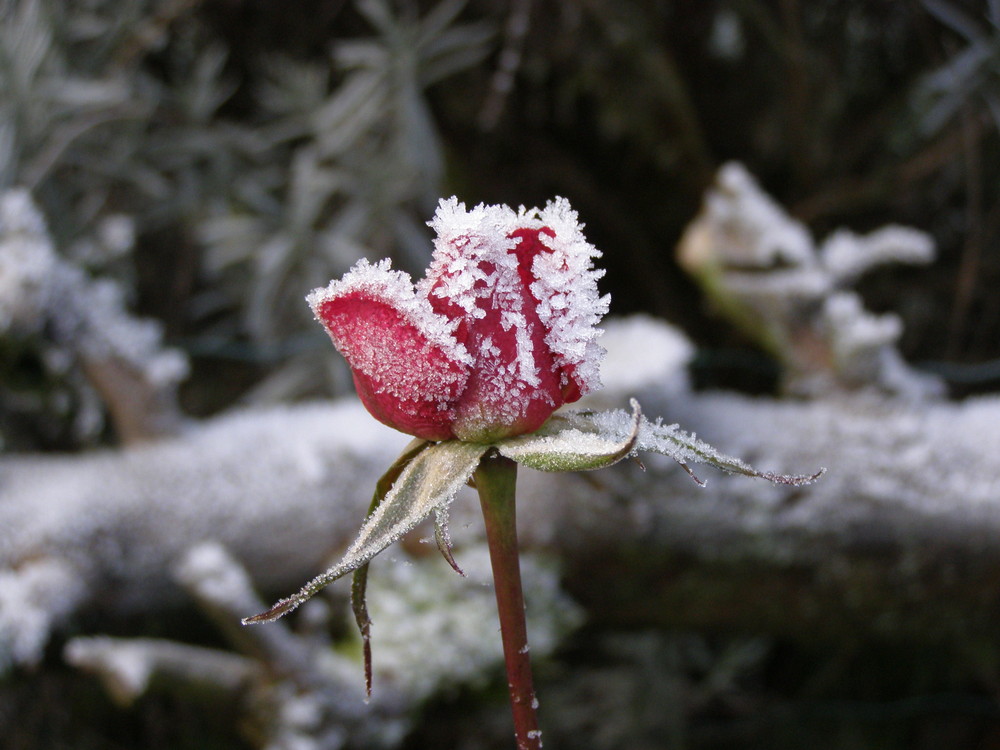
2, 0, 1000, 748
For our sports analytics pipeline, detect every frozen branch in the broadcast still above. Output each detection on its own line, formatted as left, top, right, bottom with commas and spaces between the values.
1, 322, 998, 672
64, 636, 260, 706
677, 162, 942, 398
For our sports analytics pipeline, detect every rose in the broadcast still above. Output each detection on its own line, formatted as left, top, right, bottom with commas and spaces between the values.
307, 197, 610, 443
252, 197, 823, 750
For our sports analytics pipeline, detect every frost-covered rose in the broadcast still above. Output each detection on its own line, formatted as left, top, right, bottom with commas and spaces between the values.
308, 197, 610, 443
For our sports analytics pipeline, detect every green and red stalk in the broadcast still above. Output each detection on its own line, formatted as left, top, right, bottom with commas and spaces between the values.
474, 452, 543, 750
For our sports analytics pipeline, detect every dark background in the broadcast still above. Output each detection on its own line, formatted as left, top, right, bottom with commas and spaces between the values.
3, 1, 1000, 748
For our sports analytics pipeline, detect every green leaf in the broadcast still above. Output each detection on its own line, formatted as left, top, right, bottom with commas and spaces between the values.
495, 399, 643, 472
243, 438, 488, 625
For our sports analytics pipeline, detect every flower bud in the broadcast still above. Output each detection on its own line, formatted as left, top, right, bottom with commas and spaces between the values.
308, 197, 609, 442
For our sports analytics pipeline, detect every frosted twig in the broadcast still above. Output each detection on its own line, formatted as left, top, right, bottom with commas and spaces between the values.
64, 636, 260, 705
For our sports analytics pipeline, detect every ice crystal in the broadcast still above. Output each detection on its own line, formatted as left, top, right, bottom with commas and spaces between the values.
308, 258, 473, 370
425, 196, 610, 397
311, 196, 610, 442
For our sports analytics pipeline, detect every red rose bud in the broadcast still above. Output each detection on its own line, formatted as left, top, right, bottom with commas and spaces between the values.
307, 197, 610, 443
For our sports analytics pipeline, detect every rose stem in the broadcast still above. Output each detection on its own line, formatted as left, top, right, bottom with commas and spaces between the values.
474, 452, 543, 750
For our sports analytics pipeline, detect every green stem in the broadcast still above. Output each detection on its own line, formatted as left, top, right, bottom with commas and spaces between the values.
475, 452, 542, 750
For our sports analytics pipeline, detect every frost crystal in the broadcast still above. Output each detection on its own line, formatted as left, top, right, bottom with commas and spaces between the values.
679, 163, 942, 399
310, 196, 610, 442
308, 258, 473, 370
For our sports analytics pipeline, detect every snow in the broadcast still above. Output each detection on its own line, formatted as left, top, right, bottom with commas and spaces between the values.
596, 315, 693, 398
63, 636, 155, 700
0, 558, 86, 668
0, 186, 189, 404
0, 399, 410, 645
68, 273, 190, 387
0, 188, 58, 333
820, 225, 934, 283
679, 163, 942, 399
365, 544, 582, 702
707, 162, 816, 268
173, 542, 258, 612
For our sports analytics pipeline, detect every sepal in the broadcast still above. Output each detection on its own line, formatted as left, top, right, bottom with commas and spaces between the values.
243, 438, 487, 626
501, 399, 825, 486
495, 399, 642, 472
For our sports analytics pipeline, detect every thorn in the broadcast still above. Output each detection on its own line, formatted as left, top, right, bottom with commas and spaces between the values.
678, 462, 707, 487
435, 512, 466, 577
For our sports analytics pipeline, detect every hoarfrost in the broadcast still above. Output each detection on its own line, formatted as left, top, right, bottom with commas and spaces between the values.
425, 196, 610, 396
365, 544, 582, 702
307, 257, 473, 370
0, 188, 59, 332
0, 558, 86, 668
678, 163, 942, 399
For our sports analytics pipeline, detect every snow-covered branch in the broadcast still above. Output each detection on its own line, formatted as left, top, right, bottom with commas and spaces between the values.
2, 321, 998, 672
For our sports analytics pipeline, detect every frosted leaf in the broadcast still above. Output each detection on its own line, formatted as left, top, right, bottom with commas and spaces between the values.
539, 401, 825, 487
635, 416, 825, 486
244, 439, 488, 624
433, 506, 464, 576
496, 399, 642, 472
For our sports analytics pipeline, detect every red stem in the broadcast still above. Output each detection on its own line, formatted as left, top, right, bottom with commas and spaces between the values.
475, 453, 542, 750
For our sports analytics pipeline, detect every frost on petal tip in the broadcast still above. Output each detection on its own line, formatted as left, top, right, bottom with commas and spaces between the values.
306, 258, 471, 368
307, 259, 473, 440
528, 199, 611, 397
429, 195, 611, 393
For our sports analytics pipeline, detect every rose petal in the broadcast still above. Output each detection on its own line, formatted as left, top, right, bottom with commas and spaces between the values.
307, 259, 470, 441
